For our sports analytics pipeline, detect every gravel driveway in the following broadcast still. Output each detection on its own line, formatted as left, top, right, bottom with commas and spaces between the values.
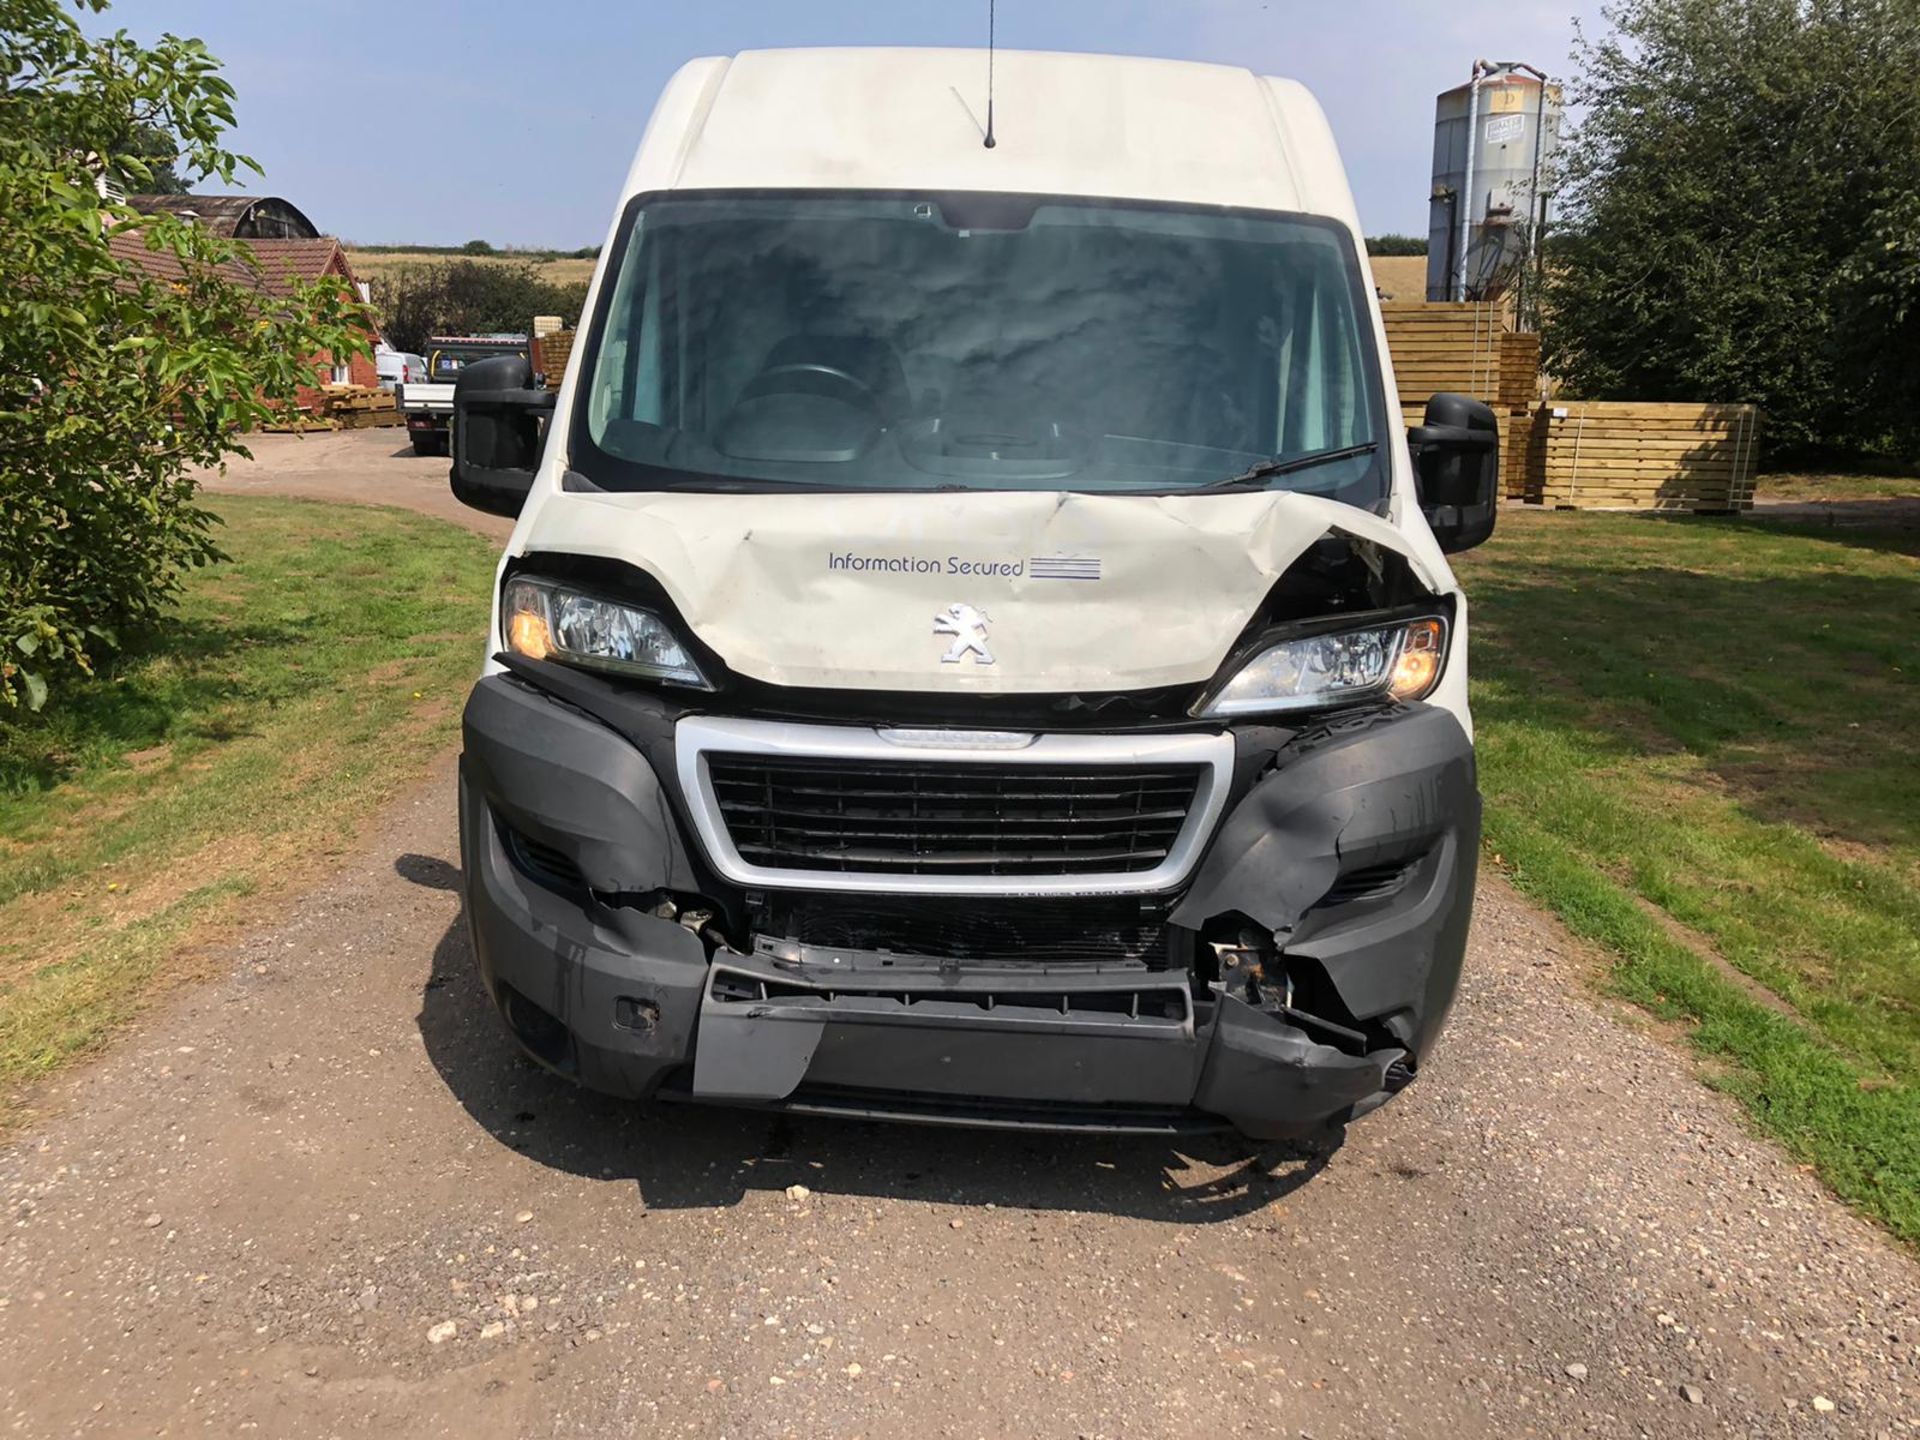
0, 431, 1913, 1437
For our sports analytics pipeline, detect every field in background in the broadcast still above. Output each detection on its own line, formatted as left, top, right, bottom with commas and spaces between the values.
346, 247, 598, 287
0, 499, 497, 1124
1366, 254, 1428, 301
1457, 509, 1920, 1242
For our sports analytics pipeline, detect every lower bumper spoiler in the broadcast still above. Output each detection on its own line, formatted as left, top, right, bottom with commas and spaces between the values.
687, 950, 1399, 1138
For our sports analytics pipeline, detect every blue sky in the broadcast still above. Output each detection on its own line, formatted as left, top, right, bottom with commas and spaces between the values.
122, 1, 1606, 247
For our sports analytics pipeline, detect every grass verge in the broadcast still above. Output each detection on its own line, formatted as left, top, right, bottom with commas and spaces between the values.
1751, 470, 1920, 503
0, 496, 496, 1123
1455, 509, 1920, 1243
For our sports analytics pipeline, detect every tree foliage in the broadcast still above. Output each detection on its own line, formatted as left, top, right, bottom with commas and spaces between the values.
0, 0, 370, 708
1544, 0, 1920, 460
372, 259, 587, 354
1365, 233, 1427, 256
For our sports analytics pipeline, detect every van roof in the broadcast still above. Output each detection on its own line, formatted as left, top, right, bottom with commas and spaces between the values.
620, 48, 1360, 228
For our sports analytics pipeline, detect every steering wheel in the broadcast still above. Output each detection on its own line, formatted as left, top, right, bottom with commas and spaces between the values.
742, 362, 883, 415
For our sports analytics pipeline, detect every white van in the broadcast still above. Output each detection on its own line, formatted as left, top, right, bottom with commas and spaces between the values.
375, 349, 426, 392
447, 49, 1498, 1139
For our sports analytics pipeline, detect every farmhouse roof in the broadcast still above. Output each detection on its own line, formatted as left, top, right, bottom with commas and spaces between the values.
104, 231, 377, 343
104, 233, 364, 297
245, 237, 360, 297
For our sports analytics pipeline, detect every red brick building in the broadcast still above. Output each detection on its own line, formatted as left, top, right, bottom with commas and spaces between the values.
113, 196, 380, 410
245, 237, 381, 404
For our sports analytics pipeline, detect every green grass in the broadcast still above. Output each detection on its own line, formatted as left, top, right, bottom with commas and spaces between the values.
1752, 470, 1920, 503
0, 497, 497, 1117
1457, 509, 1920, 1242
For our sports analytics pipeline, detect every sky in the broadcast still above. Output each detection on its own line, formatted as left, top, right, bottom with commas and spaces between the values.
118, 0, 1609, 248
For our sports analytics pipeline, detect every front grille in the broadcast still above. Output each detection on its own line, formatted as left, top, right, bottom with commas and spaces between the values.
754, 892, 1176, 964
705, 755, 1204, 877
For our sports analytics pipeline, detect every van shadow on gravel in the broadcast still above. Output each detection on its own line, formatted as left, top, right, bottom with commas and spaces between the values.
409, 896, 1340, 1223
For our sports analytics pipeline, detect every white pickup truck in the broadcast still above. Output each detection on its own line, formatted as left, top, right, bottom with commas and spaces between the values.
396, 334, 529, 455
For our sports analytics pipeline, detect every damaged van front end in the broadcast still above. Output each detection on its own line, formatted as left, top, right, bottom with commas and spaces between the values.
456, 490, 1485, 1139
447, 49, 1500, 1138
459, 673, 1478, 1137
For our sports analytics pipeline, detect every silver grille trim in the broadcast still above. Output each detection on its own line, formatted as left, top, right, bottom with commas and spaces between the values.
676, 716, 1235, 897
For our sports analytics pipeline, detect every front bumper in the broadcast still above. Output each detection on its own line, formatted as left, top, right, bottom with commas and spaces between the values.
458, 674, 1479, 1138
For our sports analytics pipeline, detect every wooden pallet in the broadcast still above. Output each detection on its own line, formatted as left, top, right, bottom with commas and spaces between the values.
1518, 401, 1763, 512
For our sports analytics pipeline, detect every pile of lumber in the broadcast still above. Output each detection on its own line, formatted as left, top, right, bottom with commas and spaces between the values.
1515, 401, 1762, 512
531, 329, 574, 389
1381, 303, 1538, 414
1383, 304, 1541, 498
260, 384, 401, 433
318, 385, 401, 429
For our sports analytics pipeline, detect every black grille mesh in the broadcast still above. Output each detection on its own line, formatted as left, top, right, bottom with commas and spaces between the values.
755, 893, 1175, 964
706, 754, 1203, 876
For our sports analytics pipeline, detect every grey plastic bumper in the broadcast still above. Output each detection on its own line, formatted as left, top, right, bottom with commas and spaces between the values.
458, 675, 1478, 1136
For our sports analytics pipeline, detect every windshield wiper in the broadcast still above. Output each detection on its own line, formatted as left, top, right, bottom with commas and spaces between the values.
1184, 440, 1380, 495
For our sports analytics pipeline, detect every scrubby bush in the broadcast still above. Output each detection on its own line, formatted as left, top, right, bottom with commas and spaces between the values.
0, 0, 369, 709
372, 259, 588, 354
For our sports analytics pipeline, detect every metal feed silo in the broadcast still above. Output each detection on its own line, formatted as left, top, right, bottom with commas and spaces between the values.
1426, 62, 1562, 304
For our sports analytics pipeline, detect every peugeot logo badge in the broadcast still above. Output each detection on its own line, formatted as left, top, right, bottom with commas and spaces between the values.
934, 603, 994, 665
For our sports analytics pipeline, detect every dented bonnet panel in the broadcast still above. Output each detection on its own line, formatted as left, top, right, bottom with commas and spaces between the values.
505, 484, 1456, 698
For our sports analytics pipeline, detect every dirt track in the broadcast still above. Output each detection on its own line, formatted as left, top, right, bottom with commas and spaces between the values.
1, 430, 1915, 1437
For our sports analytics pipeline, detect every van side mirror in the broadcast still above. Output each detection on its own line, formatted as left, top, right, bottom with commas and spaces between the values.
1407, 392, 1499, 553
450, 355, 555, 518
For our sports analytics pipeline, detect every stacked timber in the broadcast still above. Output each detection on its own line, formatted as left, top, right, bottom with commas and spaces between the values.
1383, 303, 1540, 497
531, 329, 575, 389
318, 384, 401, 429
260, 385, 401, 433
1527, 401, 1762, 512
1382, 302, 1500, 410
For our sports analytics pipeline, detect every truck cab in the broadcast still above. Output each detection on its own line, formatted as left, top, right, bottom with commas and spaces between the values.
448, 48, 1499, 1139
397, 334, 530, 455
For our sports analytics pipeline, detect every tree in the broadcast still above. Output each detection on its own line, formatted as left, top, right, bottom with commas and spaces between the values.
372, 259, 587, 354
460, 238, 495, 256
113, 120, 184, 192
0, 0, 369, 708
1543, 0, 1920, 460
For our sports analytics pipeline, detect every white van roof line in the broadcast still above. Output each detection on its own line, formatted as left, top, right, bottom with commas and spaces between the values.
620, 48, 1363, 233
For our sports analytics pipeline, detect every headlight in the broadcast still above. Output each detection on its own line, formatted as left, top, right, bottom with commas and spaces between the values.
1198, 615, 1447, 717
502, 576, 712, 689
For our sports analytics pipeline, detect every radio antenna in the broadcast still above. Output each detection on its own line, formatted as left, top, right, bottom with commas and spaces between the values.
983, 0, 997, 148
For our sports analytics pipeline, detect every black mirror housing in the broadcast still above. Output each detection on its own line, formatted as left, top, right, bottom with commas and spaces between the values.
450, 355, 556, 518
1407, 392, 1500, 553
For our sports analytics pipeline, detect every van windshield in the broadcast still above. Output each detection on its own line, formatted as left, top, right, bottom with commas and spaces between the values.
571, 193, 1384, 503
